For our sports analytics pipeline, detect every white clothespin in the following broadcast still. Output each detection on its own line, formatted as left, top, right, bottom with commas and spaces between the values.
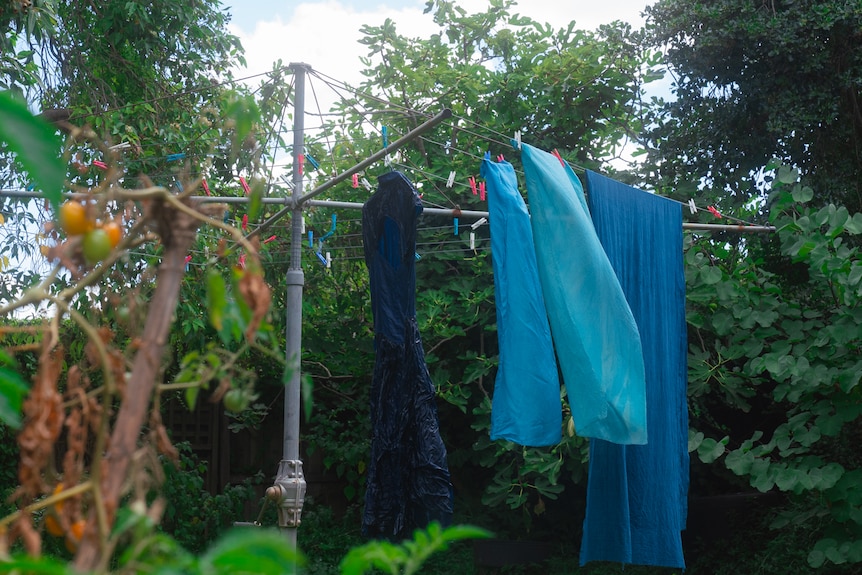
108, 142, 132, 151
301, 215, 306, 234
446, 170, 456, 188
326, 251, 331, 269
469, 231, 476, 251
688, 199, 698, 214
513, 130, 522, 150
469, 217, 487, 252
361, 177, 373, 191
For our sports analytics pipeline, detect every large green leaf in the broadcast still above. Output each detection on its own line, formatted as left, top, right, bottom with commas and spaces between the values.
0, 91, 64, 212
0, 350, 30, 429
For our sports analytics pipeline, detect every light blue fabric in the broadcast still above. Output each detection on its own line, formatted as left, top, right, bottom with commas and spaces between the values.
580, 170, 688, 569
520, 144, 647, 445
481, 158, 561, 447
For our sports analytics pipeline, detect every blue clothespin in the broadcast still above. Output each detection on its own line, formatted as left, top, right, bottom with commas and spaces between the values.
306, 153, 320, 171
453, 217, 459, 236
223, 210, 230, 223
167, 153, 186, 162
319, 213, 337, 243
315, 251, 328, 265
308, 230, 314, 248
315, 214, 337, 266
25, 183, 35, 191
484, 151, 491, 161
415, 252, 421, 261
381, 126, 388, 148
174, 178, 184, 193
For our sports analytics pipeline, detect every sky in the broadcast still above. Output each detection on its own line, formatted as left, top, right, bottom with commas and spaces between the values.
221, 0, 653, 101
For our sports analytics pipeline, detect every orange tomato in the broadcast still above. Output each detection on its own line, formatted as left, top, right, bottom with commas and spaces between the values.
65, 519, 86, 553
58, 201, 92, 236
45, 514, 63, 537
102, 221, 122, 248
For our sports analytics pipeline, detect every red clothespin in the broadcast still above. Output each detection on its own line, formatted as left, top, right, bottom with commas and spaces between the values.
263, 235, 277, 244
241, 214, 248, 231
238, 253, 246, 269
479, 181, 486, 201
551, 149, 565, 167
202, 177, 211, 196
352, 173, 359, 188
469, 176, 477, 195
497, 154, 505, 162
298, 153, 305, 176
93, 160, 108, 171
184, 254, 192, 272
240, 176, 251, 195
708, 205, 722, 219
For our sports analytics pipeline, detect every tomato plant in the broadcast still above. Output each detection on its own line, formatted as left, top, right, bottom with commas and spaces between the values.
58, 201, 92, 236
82, 228, 112, 264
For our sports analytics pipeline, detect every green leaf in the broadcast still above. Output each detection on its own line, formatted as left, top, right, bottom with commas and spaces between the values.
0, 91, 64, 213
808, 549, 826, 568
0, 554, 77, 574
778, 165, 799, 185
206, 269, 227, 331
791, 184, 813, 203
201, 528, 303, 574
0, 350, 30, 429
697, 436, 727, 463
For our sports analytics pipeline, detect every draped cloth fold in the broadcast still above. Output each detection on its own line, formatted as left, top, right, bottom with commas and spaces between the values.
361, 171, 453, 540
520, 144, 647, 445
481, 158, 561, 447
580, 170, 689, 569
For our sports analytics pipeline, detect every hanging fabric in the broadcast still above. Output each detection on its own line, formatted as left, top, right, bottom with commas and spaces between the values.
481, 157, 562, 447
579, 171, 689, 569
520, 143, 647, 445
361, 171, 453, 540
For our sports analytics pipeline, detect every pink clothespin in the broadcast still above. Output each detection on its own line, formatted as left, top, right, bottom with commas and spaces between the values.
202, 177, 211, 196
708, 205, 722, 219
242, 214, 248, 231
497, 154, 505, 162
263, 235, 277, 244
298, 154, 305, 176
240, 176, 251, 195
469, 176, 477, 195
184, 254, 192, 272
238, 253, 246, 269
352, 173, 359, 188
551, 149, 565, 167
93, 160, 108, 170
479, 181, 486, 201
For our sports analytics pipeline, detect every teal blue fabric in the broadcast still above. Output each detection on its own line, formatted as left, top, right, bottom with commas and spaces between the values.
579, 171, 688, 569
481, 158, 561, 447
520, 144, 647, 445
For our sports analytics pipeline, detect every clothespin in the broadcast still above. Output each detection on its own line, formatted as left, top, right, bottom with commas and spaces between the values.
479, 181, 486, 201
263, 235, 277, 244
306, 153, 320, 171
352, 173, 359, 188
25, 183, 35, 191
241, 214, 248, 231
202, 177, 211, 196
469, 217, 487, 252
108, 142, 131, 151
446, 170, 456, 188
512, 130, 522, 150
361, 177, 373, 191
469, 176, 477, 195
239, 253, 246, 269
174, 178, 184, 193
453, 218, 459, 236
551, 149, 565, 167
308, 230, 314, 248
223, 210, 230, 223
315, 251, 328, 266
381, 126, 388, 148
240, 176, 251, 195
325, 251, 331, 269
708, 205, 722, 219
93, 160, 108, 170
167, 153, 185, 162
497, 154, 505, 162
688, 199, 697, 214
415, 252, 421, 261
484, 151, 491, 161
298, 154, 305, 176
184, 254, 192, 272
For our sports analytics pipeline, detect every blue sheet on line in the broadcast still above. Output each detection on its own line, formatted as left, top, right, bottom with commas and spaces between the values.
580, 171, 689, 569
520, 144, 647, 445
481, 157, 561, 447
361, 171, 453, 540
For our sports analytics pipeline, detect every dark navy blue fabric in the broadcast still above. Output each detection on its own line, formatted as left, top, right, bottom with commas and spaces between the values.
580, 171, 689, 569
361, 171, 453, 540
481, 158, 562, 447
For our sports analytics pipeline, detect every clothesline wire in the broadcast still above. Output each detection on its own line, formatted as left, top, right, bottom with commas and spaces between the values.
307, 68, 765, 228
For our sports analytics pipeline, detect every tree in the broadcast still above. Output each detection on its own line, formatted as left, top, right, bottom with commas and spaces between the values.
643, 0, 862, 214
